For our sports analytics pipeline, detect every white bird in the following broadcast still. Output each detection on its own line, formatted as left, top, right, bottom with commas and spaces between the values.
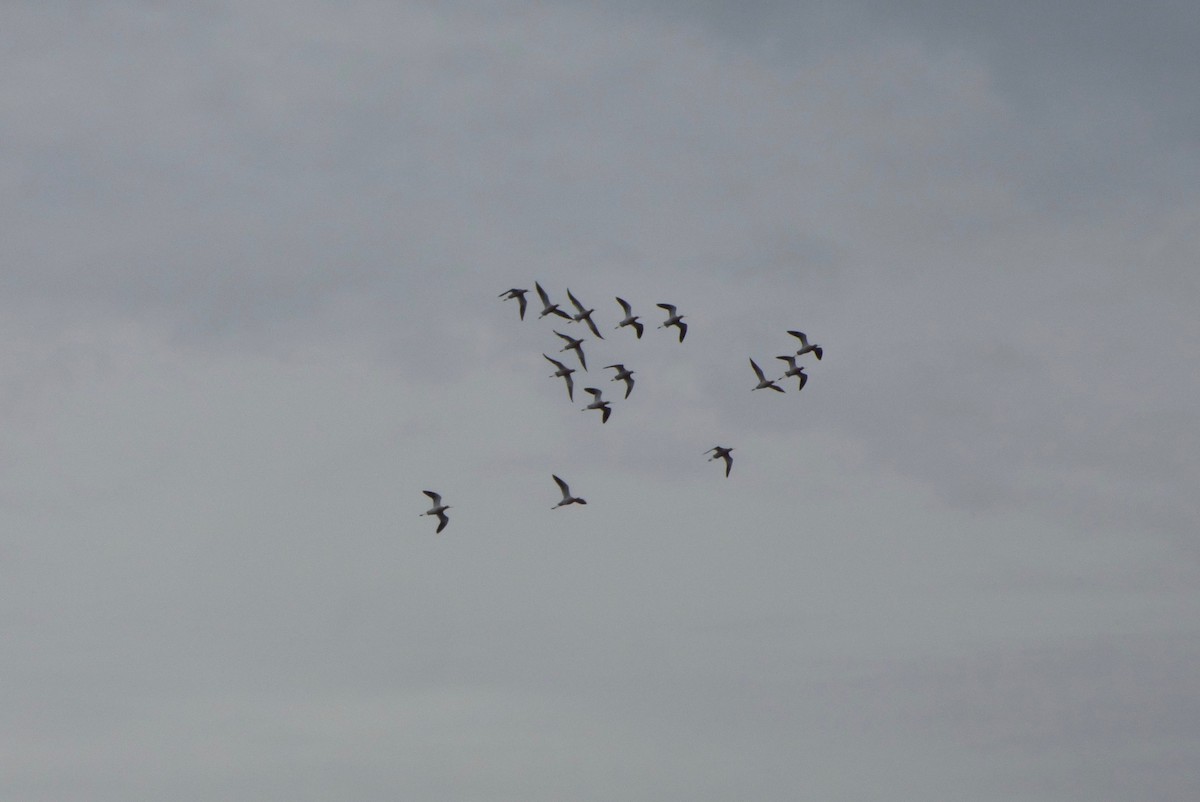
750, 358, 785, 393
657, 303, 687, 342
535, 282, 572, 320
543, 353, 576, 401
498, 288, 528, 320
775, 355, 808, 392
551, 474, 587, 509
604, 363, 635, 399
582, 387, 612, 423
705, 446, 734, 478
420, 490, 450, 534
787, 330, 823, 360
614, 297, 644, 339
554, 329, 588, 371
566, 289, 604, 339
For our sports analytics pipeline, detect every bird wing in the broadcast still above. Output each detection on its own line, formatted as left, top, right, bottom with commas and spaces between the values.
553, 330, 575, 344
812, 346, 823, 360
583, 314, 602, 339
776, 355, 798, 369
622, 376, 633, 398
576, 347, 587, 371
657, 303, 677, 316
676, 321, 687, 342
552, 474, 570, 497
563, 372, 574, 401
600, 404, 611, 423
787, 330, 810, 347
616, 296, 633, 316
423, 490, 442, 505
544, 353, 568, 370
604, 364, 624, 371
566, 289, 586, 313
796, 372, 808, 392
722, 453, 732, 476
516, 293, 527, 319
632, 320, 643, 338
750, 358, 767, 381
584, 387, 602, 400
535, 282, 551, 305
435, 511, 449, 533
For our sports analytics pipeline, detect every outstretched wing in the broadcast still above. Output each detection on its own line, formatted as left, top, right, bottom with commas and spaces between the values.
544, 353, 568, 370
566, 289, 586, 314
600, 404, 611, 424
750, 358, 767, 381
552, 474, 570, 497
563, 372, 574, 401
583, 314, 602, 339
657, 303, 677, 316
776, 355, 798, 369
787, 330, 810, 347
584, 387, 602, 400
535, 282, 551, 306
423, 490, 442, 506
604, 364, 624, 372
553, 330, 576, 344
676, 321, 687, 342
632, 320, 643, 338
516, 293, 527, 319
616, 296, 633, 316
435, 511, 449, 533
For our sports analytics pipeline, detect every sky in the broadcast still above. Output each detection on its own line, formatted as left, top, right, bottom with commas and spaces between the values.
2, 1, 1198, 799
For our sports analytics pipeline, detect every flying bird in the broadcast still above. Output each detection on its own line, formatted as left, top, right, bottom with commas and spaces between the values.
750, 358, 785, 393
582, 387, 612, 423
775, 355, 808, 392
705, 446, 734, 477
551, 474, 587, 509
604, 363, 635, 399
657, 303, 687, 342
614, 297, 644, 339
543, 353, 576, 401
420, 490, 450, 534
498, 288, 528, 320
787, 330, 823, 360
554, 329, 588, 371
566, 289, 604, 339
535, 282, 572, 320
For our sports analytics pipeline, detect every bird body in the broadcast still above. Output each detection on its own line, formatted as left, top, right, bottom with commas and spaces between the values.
787, 330, 823, 360
498, 288, 528, 319
604, 363, 635, 398
420, 490, 451, 533
582, 387, 612, 423
552, 475, 587, 508
554, 330, 588, 371
614, 297, 644, 339
543, 353, 576, 401
657, 303, 687, 342
750, 358, 785, 393
535, 282, 572, 319
566, 289, 604, 339
776, 355, 808, 392
705, 446, 734, 477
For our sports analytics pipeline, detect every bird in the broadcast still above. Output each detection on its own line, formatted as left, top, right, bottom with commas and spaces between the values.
582, 387, 612, 423
705, 446, 734, 477
420, 490, 450, 534
554, 329, 588, 371
775, 355, 808, 392
543, 354, 576, 401
604, 363, 635, 398
614, 297, 644, 339
498, 288, 528, 320
787, 330, 823, 360
535, 282, 572, 320
750, 358, 785, 393
566, 289, 604, 339
551, 474, 587, 509
657, 303, 687, 342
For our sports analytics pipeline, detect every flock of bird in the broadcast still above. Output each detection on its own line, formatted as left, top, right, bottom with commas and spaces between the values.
421, 282, 824, 534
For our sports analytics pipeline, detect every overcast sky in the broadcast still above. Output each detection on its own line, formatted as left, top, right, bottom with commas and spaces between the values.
2, 2, 1199, 800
